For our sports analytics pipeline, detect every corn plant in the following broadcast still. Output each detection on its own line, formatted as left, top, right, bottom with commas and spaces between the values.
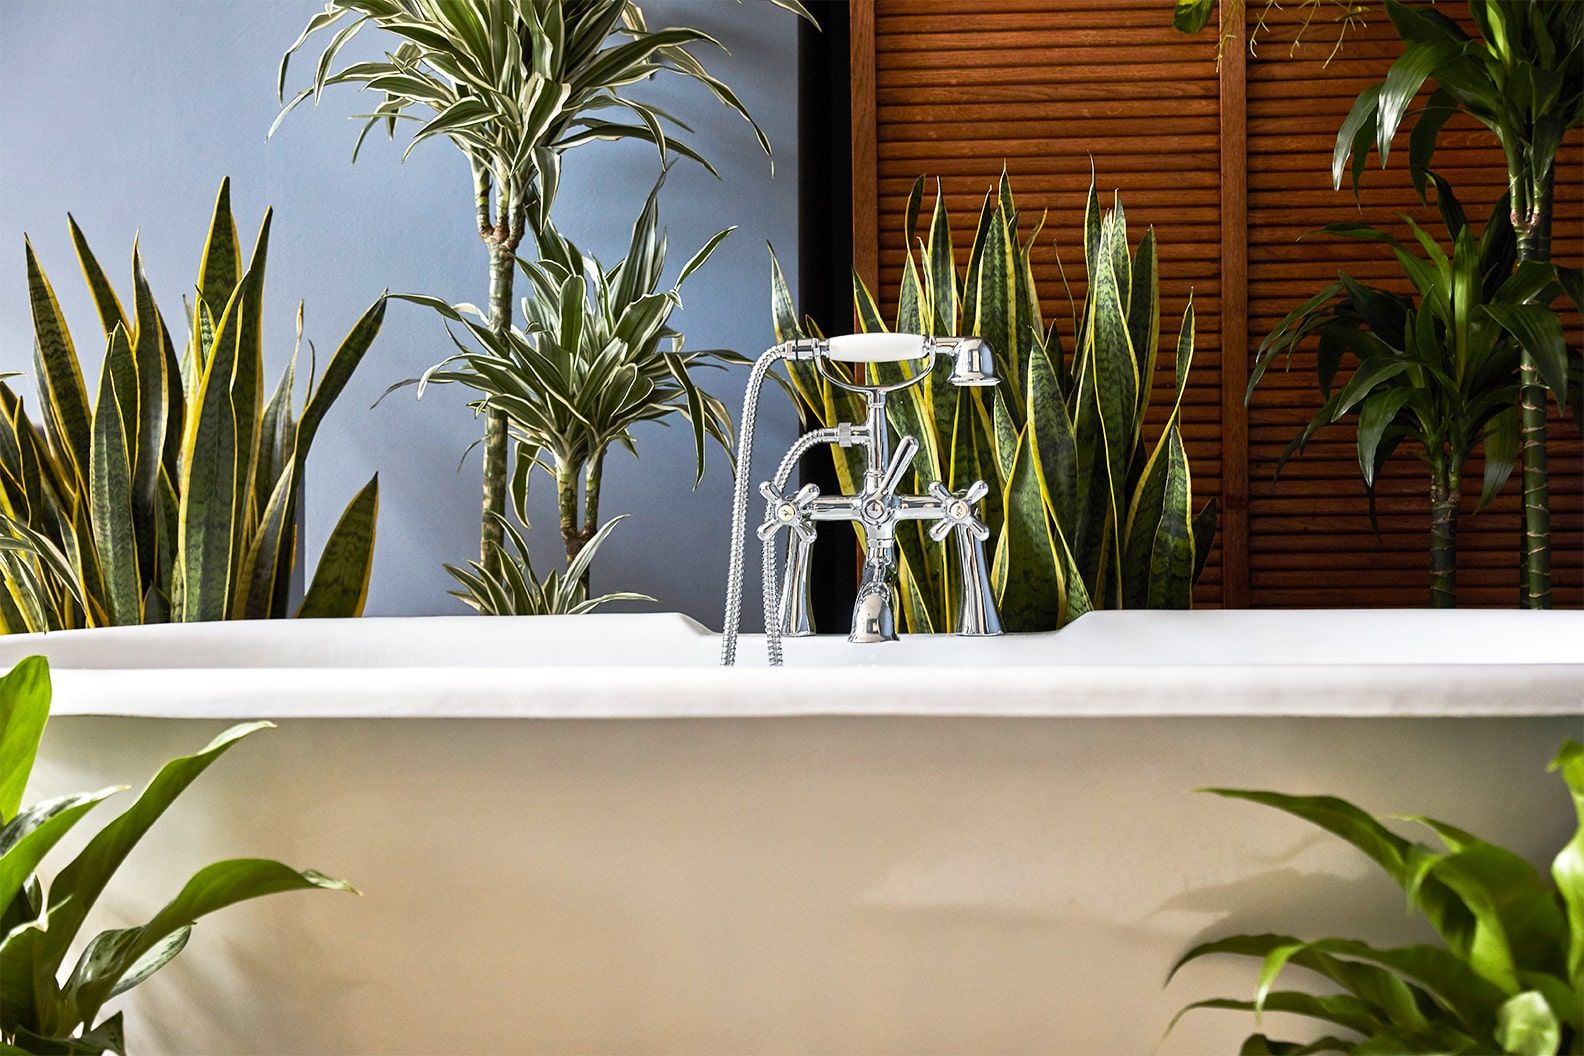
1253, 181, 1583, 607
771, 173, 1216, 633
0, 179, 385, 633
1330, 0, 1584, 608
277, 0, 812, 578
1171, 739, 1584, 1055
0, 656, 354, 1054
446, 512, 652, 614
394, 177, 738, 581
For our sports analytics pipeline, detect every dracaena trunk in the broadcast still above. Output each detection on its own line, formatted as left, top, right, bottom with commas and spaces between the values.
1429, 464, 1459, 609
481, 246, 514, 576
1514, 168, 1554, 610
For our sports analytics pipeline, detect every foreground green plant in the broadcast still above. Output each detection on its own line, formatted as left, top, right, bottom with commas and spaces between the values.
0, 656, 354, 1053
397, 177, 738, 580
1253, 182, 1583, 607
1171, 740, 1584, 1055
771, 173, 1216, 633
278, 0, 811, 577
1, 179, 385, 633
1329, 0, 1584, 608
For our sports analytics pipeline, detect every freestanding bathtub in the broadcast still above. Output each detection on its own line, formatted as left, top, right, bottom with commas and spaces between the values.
8, 609, 1581, 1055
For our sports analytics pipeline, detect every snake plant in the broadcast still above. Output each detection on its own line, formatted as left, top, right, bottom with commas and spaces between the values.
0, 656, 354, 1054
772, 173, 1216, 633
393, 176, 738, 586
277, 0, 812, 579
1329, 0, 1584, 608
0, 180, 385, 633
1253, 181, 1583, 607
1171, 739, 1584, 1055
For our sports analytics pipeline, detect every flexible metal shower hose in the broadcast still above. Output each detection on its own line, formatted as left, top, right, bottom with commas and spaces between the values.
719, 345, 842, 667
719, 347, 788, 666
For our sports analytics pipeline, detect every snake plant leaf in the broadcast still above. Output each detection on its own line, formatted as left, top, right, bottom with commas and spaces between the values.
177, 288, 241, 623
197, 179, 240, 329
991, 390, 1017, 485
1482, 303, 1568, 409
1145, 424, 1194, 610
0, 788, 122, 916
1089, 241, 1139, 600
38, 720, 273, 978
927, 180, 957, 335
1494, 991, 1562, 1056
236, 466, 295, 620
0, 655, 50, 822
297, 475, 378, 619
64, 858, 355, 1029
65, 217, 128, 342
973, 204, 1021, 419
991, 428, 1059, 630
960, 191, 994, 328
1051, 521, 1091, 626
297, 296, 387, 464
88, 327, 140, 626
1027, 343, 1077, 531
25, 239, 91, 495
129, 251, 167, 594
1128, 228, 1160, 424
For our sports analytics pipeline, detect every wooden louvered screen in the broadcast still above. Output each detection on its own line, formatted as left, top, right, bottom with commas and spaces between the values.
853, 0, 1583, 609
1243, 6, 1583, 606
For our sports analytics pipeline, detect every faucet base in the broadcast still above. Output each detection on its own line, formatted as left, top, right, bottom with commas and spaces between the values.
848, 587, 897, 644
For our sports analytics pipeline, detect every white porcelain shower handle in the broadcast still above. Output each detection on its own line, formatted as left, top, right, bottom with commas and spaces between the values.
824, 333, 930, 363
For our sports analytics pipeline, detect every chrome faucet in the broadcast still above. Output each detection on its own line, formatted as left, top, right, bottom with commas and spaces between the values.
721, 333, 1004, 666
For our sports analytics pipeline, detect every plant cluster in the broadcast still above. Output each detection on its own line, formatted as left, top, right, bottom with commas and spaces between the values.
0, 656, 353, 1054
1, 180, 384, 632
773, 174, 1216, 633
395, 175, 740, 595
279, 0, 812, 592
1173, 741, 1584, 1055
1256, 182, 1583, 606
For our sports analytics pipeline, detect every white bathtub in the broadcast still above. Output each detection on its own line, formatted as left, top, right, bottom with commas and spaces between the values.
8, 610, 1581, 1055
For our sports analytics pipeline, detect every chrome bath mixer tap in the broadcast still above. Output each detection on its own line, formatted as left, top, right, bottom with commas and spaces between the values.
720, 333, 1004, 666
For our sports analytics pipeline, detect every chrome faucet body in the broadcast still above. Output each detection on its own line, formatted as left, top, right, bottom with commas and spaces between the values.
721, 334, 1003, 666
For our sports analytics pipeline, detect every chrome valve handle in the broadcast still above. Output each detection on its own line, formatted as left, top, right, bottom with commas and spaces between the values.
926, 479, 991, 543
757, 482, 820, 544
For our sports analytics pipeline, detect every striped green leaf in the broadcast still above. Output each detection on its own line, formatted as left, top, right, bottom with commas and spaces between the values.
89, 327, 140, 625
990, 427, 1059, 630
177, 289, 243, 623
24, 239, 91, 495
297, 474, 378, 619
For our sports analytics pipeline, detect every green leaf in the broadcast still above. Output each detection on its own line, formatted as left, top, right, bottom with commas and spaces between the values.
1357, 388, 1415, 486
1334, 83, 1382, 192
177, 286, 242, 622
196, 178, 240, 327
1482, 303, 1568, 410
65, 216, 128, 342
1172, 0, 1216, 34
25, 238, 92, 494
297, 297, 387, 464
1549, 741, 1584, 986
89, 327, 140, 625
296, 474, 378, 619
1477, 405, 1518, 509
38, 722, 275, 975
1331, 358, 1413, 421
0, 788, 122, 916
991, 428, 1060, 631
64, 858, 354, 1028
0, 656, 51, 822
1495, 991, 1561, 1056
1377, 42, 1463, 168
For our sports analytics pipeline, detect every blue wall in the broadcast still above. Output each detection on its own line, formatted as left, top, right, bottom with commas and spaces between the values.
0, 0, 802, 626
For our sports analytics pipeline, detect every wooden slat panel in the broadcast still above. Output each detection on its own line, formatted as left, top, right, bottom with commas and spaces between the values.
1243, 2, 1584, 609
868, 0, 1227, 607
859, 0, 1582, 611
